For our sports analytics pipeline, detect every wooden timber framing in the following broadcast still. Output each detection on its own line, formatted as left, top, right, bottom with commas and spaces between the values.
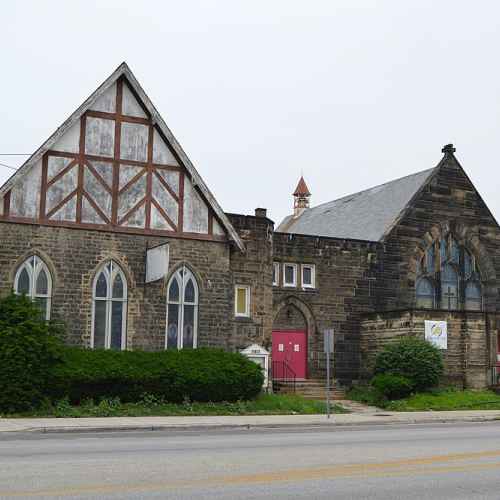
0, 62, 245, 251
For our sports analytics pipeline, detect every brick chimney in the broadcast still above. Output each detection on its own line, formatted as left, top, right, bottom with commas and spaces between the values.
293, 176, 311, 217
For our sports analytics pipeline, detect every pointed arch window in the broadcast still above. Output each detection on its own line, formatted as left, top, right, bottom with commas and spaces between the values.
92, 261, 127, 350
14, 255, 52, 320
417, 235, 482, 311
166, 266, 198, 349
416, 278, 435, 309
441, 264, 459, 310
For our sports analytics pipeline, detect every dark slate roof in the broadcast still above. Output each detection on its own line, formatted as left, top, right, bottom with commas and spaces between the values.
276, 167, 436, 241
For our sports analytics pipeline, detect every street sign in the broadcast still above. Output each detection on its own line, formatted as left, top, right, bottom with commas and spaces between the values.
324, 329, 334, 353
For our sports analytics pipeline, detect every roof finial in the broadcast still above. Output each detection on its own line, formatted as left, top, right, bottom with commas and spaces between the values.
442, 143, 456, 155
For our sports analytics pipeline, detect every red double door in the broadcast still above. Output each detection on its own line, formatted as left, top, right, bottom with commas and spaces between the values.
272, 330, 307, 379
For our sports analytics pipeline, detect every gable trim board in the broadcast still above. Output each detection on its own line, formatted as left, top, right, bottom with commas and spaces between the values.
0, 62, 245, 252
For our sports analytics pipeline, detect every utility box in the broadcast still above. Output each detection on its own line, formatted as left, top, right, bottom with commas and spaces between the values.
241, 344, 270, 390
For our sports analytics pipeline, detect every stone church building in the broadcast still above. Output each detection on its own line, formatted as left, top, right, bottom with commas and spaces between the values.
1, 63, 499, 389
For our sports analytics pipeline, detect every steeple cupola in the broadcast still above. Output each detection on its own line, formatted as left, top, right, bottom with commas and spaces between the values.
293, 176, 311, 217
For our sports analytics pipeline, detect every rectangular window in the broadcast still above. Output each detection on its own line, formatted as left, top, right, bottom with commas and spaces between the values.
283, 263, 297, 287
301, 264, 315, 289
273, 262, 280, 286
235, 285, 250, 317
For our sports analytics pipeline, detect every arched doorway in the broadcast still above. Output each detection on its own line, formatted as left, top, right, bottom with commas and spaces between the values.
272, 300, 311, 380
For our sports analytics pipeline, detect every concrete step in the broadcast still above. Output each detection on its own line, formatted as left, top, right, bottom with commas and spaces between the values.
274, 379, 346, 401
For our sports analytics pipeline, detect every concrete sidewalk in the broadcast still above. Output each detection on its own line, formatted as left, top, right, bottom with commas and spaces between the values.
1, 409, 499, 434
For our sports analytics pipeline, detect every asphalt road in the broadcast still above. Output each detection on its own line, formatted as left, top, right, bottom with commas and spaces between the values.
1, 422, 500, 499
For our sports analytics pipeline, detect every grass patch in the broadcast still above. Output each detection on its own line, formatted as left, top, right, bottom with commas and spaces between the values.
386, 389, 500, 412
2, 393, 347, 418
347, 385, 500, 412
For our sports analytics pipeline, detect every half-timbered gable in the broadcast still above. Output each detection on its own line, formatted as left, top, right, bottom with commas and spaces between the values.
0, 63, 242, 250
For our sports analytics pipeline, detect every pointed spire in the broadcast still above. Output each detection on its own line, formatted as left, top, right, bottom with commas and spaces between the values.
293, 176, 311, 197
293, 176, 311, 217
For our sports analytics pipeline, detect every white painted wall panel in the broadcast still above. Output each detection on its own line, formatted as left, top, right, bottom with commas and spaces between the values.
122, 84, 147, 118
49, 195, 76, 222
183, 176, 208, 234
85, 117, 115, 157
118, 175, 146, 218
83, 168, 112, 218
52, 121, 80, 154
152, 177, 178, 225
123, 204, 145, 228
10, 160, 42, 219
120, 122, 148, 162
119, 165, 144, 189
150, 205, 173, 230
47, 157, 72, 181
82, 197, 106, 224
156, 170, 179, 195
91, 82, 117, 113
153, 129, 178, 165
46, 166, 78, 212
90, 161, 113, 187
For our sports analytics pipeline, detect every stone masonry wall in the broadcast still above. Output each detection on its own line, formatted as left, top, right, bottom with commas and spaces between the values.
0, 220, 233, 350
273, 233, 380, 384
360, 309, 500, 388
227, 212, 275, 351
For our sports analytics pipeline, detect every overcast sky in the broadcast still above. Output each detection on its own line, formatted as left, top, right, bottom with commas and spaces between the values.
1, 1, 499, 225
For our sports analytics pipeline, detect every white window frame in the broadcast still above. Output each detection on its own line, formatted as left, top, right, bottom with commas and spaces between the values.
91, 261, 128, 350
14, 255, 53, 320
273, 262, 280, 286
283, 263, 298, 287
234, 285, 251, 318
165, 266, 199, 349
301, 264, 316, 289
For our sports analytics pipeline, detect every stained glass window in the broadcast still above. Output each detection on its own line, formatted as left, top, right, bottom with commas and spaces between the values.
14, 256, 52, 320
416, 278, 434, 309
166, 266, 198, 349
441, 264, 459, 310
92, 261, 127, 350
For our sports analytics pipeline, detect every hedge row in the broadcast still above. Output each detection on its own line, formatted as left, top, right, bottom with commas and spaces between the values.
0, 293, 264, 412
50, 347, 264, 405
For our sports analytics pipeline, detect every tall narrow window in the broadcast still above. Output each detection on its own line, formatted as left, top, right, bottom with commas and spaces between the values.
441, 264, 458, 310
14, 255, 52, 320
416, 278, 435, 309
166, 266, 199, 349
273, 262, 280, 286
92, 261, 127, 350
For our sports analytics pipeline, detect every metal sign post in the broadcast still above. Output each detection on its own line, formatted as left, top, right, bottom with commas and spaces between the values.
324, 329, 334, 419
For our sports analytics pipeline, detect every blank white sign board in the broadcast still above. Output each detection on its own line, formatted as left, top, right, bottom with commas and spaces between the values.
145, 244, 169, 283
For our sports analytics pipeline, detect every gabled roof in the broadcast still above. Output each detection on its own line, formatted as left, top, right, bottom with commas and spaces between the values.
293, 176, 311, 196
0, 62, 245, 252
277, 167, 437, 241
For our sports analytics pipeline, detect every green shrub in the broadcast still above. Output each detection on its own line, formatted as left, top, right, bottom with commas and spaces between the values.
374, 337, 443, 391
0, 293, 64, 412
50, 347, 264, 404
371, 373, 414, 400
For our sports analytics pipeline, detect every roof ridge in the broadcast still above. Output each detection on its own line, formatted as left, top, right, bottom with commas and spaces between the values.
307, 166, 436, 212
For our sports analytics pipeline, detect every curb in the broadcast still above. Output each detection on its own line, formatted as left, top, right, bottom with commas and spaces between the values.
5, 415, 500, 435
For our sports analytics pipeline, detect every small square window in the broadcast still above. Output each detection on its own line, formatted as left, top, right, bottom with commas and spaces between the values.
283, 263, 297, 287
273, 262, 280, 286
235, 285, 250, 317
301, 264, 315, 289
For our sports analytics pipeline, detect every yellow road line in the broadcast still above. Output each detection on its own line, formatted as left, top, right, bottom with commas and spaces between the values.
2, 450, 500, 497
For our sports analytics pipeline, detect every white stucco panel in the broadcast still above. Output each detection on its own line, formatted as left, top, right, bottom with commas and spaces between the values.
52, 121, 80, 154
152, 177, 178, 225
91, 82, 117, 113
183, 176, 208, 234
122, 84, 147, 118
153, 129, 178, 165
150, 204, 174, 231
82, 197, 106, 224
46, 166, 78, 213
120, 122, 148, 162
49, 195, 76, 222
118, 175, 146, 218
47, 156, 73, 181
123, 204, 145, 228
85, 117, 115, 157
10, 160, 42, 219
